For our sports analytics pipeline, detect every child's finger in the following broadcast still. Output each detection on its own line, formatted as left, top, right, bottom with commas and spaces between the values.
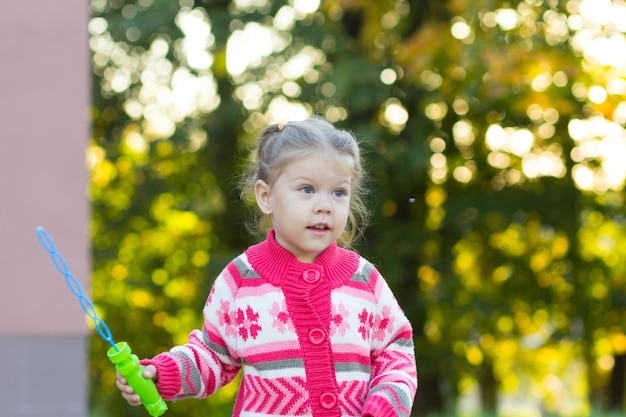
143, 364, 157, 380
115, 378, 133, 394
122, 391, 142, 406
116, 372, 127, 385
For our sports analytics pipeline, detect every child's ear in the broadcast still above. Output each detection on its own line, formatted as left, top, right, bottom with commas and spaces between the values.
254, 179, 272, 215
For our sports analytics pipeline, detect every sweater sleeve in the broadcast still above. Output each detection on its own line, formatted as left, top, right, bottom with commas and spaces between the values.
361, 267, 418, 417
140, 263, 243, 401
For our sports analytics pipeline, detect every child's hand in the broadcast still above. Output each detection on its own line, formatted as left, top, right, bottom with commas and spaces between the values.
115, 365, 158, 406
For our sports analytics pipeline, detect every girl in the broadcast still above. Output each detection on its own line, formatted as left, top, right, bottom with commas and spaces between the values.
117, 117, 418, 417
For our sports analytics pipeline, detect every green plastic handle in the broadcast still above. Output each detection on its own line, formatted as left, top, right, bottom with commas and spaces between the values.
107, 342, 168, 417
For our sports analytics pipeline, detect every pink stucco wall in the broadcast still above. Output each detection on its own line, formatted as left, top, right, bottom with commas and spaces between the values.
0, 1, 90, 335
0, 1, 90, 415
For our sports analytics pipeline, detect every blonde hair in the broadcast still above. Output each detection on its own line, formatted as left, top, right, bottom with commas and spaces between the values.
240, 117, 369, 248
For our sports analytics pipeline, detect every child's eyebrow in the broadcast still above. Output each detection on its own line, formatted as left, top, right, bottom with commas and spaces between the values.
292, 176, 351, 185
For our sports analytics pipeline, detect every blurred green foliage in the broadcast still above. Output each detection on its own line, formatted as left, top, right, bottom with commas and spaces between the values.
89, 0, 626, 416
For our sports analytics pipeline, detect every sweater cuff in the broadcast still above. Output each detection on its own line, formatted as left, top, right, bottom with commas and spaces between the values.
140, 355, 182, 400
361, 395, 404, 417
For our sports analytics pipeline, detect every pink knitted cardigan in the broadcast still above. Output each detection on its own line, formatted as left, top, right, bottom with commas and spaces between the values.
142, 230, 417, 417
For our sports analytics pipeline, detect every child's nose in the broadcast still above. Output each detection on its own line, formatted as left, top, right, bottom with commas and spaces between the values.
315, 195, 332, 213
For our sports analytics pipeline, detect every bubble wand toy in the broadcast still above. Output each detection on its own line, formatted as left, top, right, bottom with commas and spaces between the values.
36, 227, 168, 417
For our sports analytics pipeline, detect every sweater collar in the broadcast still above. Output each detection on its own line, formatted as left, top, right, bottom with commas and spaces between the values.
245, 229, 360, 288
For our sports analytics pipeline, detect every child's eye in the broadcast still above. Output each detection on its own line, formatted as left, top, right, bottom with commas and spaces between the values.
333, 189, 347, 197
300, 186, 314, 194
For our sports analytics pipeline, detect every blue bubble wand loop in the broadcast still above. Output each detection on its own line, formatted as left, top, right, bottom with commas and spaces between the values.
36, 226, 168, 417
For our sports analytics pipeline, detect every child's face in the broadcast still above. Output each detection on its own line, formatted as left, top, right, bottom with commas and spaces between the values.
255, 151, 353, 263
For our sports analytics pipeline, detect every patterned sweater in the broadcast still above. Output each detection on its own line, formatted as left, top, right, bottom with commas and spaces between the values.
143, 230, 417, 417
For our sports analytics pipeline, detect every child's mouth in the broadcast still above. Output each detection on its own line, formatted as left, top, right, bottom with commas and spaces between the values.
309, 224, 330, 231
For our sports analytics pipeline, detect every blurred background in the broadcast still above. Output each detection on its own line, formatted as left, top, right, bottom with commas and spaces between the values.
87, 0, 626, 416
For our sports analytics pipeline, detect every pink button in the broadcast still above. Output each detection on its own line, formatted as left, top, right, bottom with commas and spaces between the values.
302, 269, 320, 284
308, 328, 326, 345
320, 392, 337, 409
